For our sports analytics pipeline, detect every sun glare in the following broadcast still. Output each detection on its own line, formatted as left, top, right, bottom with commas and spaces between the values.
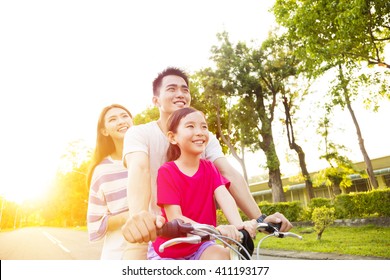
1, 160, 57, 205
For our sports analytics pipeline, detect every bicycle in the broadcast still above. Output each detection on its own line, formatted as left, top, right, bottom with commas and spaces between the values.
157, 219, 303, 260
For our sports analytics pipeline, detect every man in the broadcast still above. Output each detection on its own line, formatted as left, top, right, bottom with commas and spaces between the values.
121, 67, 292, 259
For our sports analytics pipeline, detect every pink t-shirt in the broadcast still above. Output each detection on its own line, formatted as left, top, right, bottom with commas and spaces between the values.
152, 159, 230, 258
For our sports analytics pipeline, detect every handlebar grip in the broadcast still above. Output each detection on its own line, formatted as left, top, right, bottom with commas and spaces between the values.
238, 229, 254, 260
264, 222, 282, 233
157, 219, 193, 238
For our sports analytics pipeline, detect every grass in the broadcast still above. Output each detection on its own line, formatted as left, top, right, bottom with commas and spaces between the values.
254, 225, 390, 259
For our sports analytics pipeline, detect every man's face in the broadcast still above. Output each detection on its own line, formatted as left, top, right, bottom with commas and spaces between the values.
154, 75, 191, 115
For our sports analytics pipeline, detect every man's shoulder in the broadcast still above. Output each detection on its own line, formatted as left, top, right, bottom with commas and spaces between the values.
129, 121, 158, 132
126, 121, 159, 139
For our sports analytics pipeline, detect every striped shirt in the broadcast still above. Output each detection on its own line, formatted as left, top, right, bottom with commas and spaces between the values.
87, 157, 128, 259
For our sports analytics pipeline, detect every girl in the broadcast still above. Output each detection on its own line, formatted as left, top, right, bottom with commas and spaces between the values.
87, 104, 133, 259
148, 107, 256, 260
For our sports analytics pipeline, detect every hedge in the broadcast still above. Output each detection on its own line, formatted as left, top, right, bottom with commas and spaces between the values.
216, 188, 390, 224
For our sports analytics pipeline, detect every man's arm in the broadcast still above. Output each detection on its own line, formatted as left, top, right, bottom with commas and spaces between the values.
213, 157, 293, 232
213, 157, 261, 219
126, 152, 151, 219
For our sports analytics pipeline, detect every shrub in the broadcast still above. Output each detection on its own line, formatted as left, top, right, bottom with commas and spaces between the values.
312, 206, 335, 240
258, 201, 303, 222
301, 197, 333, 221
334, 189, 390, 218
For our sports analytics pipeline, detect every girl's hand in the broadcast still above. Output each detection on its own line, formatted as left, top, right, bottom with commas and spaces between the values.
242, 219, 258, 239
216, 225, 241, 243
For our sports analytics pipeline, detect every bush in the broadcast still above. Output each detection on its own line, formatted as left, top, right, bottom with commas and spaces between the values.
312, 206, 335, 240
258, 201, 303, 222
301, 197, 332, 221
334, 189, 390, 218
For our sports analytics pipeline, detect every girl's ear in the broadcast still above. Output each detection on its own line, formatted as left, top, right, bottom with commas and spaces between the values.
100, 128, 109, 137
167, 131, 177, 145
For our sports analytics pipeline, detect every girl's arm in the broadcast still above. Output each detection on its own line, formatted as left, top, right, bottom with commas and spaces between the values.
163, 205, 197, 224
215, 186, 258, 238
214, 186, 243, 227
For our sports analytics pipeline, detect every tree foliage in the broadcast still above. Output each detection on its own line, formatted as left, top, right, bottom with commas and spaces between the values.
273, 0, 390, 72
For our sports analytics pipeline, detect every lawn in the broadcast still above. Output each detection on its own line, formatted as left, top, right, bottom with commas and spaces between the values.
254, 225, 390, 259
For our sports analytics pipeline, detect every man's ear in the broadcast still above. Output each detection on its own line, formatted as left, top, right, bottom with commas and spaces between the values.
152, 95, 160, 107
167, 131, 177, 144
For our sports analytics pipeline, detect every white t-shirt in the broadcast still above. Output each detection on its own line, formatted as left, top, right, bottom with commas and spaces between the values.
123, 121, 224, 214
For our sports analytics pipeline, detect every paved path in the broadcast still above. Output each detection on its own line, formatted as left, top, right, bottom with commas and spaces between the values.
259, 249, 387, 260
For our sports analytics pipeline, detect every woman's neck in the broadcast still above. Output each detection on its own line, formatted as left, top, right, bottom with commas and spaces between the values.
110, 139, 123, 160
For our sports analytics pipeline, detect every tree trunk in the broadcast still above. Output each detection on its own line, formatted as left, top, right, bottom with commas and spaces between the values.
262, 130, 286, 202
345, 100, 378, 189
215, 102, 249, 183
268, 168, 286, 202
295, 144, 315, 201
282, 95, 314, 201
339, 65, 378, 189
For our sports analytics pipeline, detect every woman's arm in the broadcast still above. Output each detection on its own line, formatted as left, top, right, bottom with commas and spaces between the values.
107, 211, 128, 231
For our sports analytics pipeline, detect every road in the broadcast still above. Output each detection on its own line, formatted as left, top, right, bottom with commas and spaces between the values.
0, 227, 290, 260
0, 227, 102, 260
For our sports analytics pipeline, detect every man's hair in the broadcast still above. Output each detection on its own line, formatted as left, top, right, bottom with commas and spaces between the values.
152, 67, 189, 96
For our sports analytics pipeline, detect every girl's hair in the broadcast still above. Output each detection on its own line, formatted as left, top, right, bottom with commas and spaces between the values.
166, 107, 199, 162
86, 104, 133, 187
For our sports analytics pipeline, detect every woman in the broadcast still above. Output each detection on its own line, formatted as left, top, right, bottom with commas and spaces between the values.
87, 104, 133, 259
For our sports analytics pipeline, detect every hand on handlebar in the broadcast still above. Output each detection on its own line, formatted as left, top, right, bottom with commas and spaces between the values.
241, 219, 258, 239
264, 212, 293, 233
122, 211, 166, 243
216, 224, 241, 244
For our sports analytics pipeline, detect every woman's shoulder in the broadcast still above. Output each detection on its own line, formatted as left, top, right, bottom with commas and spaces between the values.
93, 157, 126, 177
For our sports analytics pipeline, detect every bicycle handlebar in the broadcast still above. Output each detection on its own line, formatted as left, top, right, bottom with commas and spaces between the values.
156, 219, 302, 259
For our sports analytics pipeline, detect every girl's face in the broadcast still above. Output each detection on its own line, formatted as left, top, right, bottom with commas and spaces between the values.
101, 107, 133, 141
171, 111, 209, 156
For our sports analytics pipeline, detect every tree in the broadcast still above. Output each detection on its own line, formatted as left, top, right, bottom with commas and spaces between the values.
273, 0, 390, 190
199, 31, 305, 202
133, 106, 159, 125
315, 112, 366, 197
192, 68, 252, 182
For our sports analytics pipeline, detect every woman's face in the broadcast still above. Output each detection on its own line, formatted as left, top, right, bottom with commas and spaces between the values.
102, 107, 133, 141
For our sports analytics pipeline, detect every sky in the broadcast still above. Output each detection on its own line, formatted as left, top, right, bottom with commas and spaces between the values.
0, 0, 389, 203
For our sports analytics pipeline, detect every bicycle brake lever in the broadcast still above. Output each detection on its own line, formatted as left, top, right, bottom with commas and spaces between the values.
264, 222, 282, 233
158, 236, 201, 252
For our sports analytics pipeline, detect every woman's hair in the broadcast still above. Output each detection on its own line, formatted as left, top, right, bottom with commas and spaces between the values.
86, 104, 132, 187
166, 107, 199, 162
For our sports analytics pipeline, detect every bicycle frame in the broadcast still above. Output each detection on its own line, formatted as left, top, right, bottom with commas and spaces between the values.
157, 219, 303, 260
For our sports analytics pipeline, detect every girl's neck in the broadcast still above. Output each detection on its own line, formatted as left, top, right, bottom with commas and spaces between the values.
175, 153, 201, 176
